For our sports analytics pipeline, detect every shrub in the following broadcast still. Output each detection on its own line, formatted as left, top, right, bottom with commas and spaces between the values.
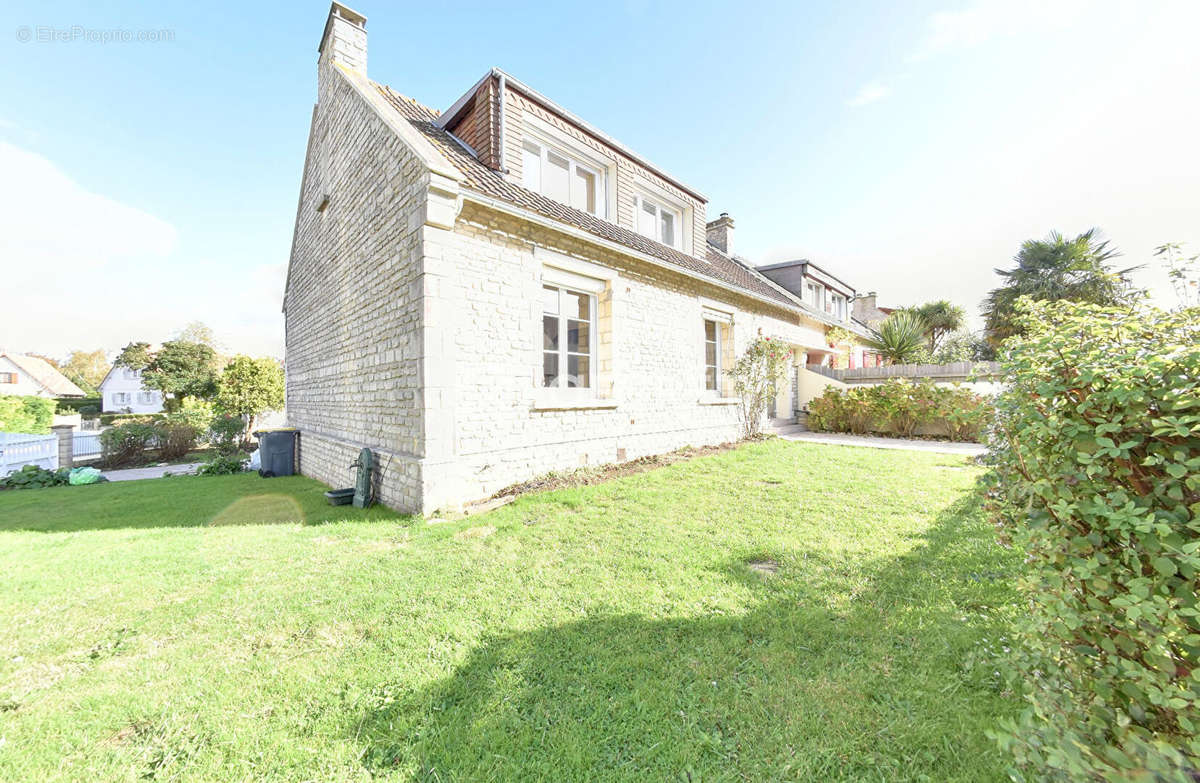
164, 398, 214, 436
0, 464, 70, 490
197, 453, 247, 476
985, 299, 1200, 779
99, 421, 162, 466
208, 415, 246, 453
158, 423, 199, 461
0, 395, 56, 434
55, 396, 102, 413
728, 335, 791, 438
807, 379, 990, 441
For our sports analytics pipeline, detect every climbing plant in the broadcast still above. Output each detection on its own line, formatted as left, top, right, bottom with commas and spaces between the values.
727, 335, 791, 438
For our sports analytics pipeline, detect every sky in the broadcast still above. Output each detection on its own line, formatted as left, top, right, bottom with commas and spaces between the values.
1, 0, 1197, 359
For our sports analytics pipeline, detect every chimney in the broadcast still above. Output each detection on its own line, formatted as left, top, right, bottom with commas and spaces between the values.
319, 3, 367, 74
853, 291, 878, 322
706, 212, 735, 255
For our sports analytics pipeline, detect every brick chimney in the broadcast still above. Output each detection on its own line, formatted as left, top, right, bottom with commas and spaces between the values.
319, 2, 367, 74
853, 291, 878, 323
706, 213, 735, 255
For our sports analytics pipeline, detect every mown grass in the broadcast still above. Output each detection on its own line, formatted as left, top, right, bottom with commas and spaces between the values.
0, 439, 1020, 781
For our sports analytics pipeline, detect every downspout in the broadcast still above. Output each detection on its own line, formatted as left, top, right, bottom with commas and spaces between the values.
496, 71, 507, 173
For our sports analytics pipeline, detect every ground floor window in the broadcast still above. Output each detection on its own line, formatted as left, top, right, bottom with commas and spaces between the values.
542, 284, 595, 390
704, 320, 722, 391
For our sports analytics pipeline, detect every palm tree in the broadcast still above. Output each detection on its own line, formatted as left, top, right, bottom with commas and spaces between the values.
907, 300, 966, 353
982, 229, 1139, 349
863, 311, 927, 365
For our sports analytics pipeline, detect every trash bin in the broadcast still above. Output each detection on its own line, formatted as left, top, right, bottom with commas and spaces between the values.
253, 428, 298, 477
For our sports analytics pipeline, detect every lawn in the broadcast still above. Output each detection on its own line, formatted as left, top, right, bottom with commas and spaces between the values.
0, 439, 1020, 781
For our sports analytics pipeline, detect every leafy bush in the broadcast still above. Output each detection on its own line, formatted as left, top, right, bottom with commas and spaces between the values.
208, 415, 246, 453
164, 398, 215, 436
197, 453, 247, 476
807, 379, 990, 442
728, 336, 791, 438
985, 299, 1200, 779
99, 421, 162, 466
0, 395, 56, 434
0, 464, 70, 490
158, 423, 198, 461
99, 412, 164, 426
54, 396, 102, 413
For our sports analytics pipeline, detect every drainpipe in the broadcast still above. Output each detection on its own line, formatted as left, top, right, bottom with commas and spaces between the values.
496, 71, 507, 173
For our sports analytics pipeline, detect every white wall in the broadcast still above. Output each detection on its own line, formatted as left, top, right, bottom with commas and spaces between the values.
99, 367, 164, 413
0, 356, 51, 397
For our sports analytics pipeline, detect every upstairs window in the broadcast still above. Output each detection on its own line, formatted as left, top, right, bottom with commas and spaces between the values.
0, 372, 17, 384
634, 194, 680, 249
123, 368, 139, 380
522, 140, 600, 216
805, 282, 825, 311
830, 293, 848, 321
542, 284, 596, 390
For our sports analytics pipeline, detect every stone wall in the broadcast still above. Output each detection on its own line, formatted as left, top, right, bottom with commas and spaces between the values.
283, 59, 432, 511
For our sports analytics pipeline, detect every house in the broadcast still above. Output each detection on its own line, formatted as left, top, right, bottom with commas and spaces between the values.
283, 3, 873, 513
97, 365, 164, 413
852, 291, 895, 328
0, 352, 86, 398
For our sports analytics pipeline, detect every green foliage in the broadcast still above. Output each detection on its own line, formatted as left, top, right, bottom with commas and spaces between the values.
984, 299, 1200, 780
931, 330, 987, 363
982, 229, 1139, 350
906, 300, 966, 353
197, 453, 248, 475
862, 311, 927, 364
0, 395, 56, 434
158, 424, 199, 461
215, 356, 284, 439
808, 379, 990, 442
60, 349, 110, 393
144, 341, 220, 403
99, 421, 162, 467
1156, 242, 1200, 310
727, 335, 792, 437
0, 464, 71, 490
208, 415, 247, 454
164, 398, 215, 434
55, 396, 102, 414
115, 342, 152, 371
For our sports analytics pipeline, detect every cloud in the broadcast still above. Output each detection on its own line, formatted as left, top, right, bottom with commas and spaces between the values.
847, 82, 890, 107
911, 0, 1088, 61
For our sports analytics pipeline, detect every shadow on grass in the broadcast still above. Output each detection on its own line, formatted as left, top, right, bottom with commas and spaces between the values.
352, 492, 1020, 781
0, 473, 409, 533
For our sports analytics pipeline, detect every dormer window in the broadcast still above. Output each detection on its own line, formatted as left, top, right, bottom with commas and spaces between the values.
830, 292, 848, 321
521, 140, 601, 216
805, 282, 825, 311
633, 194, 681, 249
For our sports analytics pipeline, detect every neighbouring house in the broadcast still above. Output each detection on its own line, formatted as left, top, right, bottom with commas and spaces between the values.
0, 352, 86, 398
98, 365, 164, 414
852, 291, 895, 328
755, 260, 883, 369
283, 3, 873, 513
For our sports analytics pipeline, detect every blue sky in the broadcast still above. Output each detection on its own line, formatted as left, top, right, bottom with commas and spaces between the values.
2, 0, 1197, 357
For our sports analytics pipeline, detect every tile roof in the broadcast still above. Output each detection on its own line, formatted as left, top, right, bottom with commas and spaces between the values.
1, 353, 87, 397
373, 83, 804, 312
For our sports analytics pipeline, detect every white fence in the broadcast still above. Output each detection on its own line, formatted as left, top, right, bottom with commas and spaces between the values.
73, 431, 102, 461
0, 432, 58, 477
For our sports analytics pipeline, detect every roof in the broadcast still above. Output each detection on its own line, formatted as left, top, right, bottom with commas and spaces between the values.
756, 259, 857, 296
0, 353, 87, 397
375, 83, 805, 313
436, 68, 708, 203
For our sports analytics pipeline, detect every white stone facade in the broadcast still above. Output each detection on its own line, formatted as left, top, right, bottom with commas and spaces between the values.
284, 5, 854, 514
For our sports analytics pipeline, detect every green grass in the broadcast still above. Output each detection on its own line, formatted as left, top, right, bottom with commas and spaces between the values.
0, 440, 1020, 781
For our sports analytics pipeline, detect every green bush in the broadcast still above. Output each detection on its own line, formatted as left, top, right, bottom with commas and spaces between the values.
0, 464, 70, 490
807, 379, 990, 442
164, 398, 215, 435
208, 415, 245, 453
0, 395, 56, 434
158, 423, 198, 461
99, 412, 164, 426
985, 300, 1200, 779
99, 421, 162, 467
197, 453, 247, 475
54, 396, 102, 413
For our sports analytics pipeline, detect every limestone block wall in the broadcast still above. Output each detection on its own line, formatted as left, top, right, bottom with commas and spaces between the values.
283, 61, 431, 511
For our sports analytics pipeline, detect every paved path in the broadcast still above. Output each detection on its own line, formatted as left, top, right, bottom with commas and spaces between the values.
770, 425, 986, 457
103, 462, 204, 482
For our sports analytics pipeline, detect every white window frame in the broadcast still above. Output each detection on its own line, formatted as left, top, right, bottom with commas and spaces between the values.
540, 267, 604, 395
112, 392, 130, 405
703, 319, 723, 392
830, 292, 847, 321
633, 192, 683, 250
123, 368, 138, 380
137, 391, 156, 405
521, 137, 607, 218
805, 282, 825, 311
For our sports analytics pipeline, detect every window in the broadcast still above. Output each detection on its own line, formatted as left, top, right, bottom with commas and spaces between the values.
704, 320, 721, 391
137, 392, 156, 404
542, 284, 595, 390
830, 293, 847, 321
522, 140, 601, 215
634, 194, 680, 248
805, 282, 825, 311
113, 392, 130, 404
123, 368, 138, 380
0, 372, 16, 384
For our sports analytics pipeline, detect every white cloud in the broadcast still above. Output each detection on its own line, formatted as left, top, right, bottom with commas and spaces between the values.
911, 0, 1089, 60
847, 82, 890, 107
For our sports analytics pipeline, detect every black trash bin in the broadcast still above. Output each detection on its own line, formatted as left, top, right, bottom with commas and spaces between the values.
254, 428, 298, 477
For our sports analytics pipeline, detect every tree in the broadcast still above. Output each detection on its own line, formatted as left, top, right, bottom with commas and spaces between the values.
60, 349, 110, 392
862, 311, 927, 364
175, 321, 216, 347
906, 300, 965, 353
215, 356, 285, 442
982, 229, 1139, 349
115, 342, 153, 371
144, 341, 220, 404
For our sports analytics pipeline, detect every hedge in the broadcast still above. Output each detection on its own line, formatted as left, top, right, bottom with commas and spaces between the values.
0, 394, 56, 434
985, 300, 1200, 779
806, 379, 990, 442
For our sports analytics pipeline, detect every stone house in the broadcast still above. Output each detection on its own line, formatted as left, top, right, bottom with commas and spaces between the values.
283, 3, 872, 513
